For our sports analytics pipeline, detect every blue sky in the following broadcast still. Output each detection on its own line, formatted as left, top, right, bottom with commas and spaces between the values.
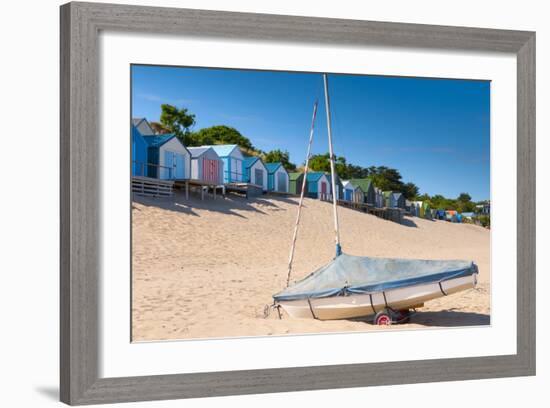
131, 65, 490, 201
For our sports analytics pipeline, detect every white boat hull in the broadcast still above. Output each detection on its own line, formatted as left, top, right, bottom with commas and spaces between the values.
277, 274, 477, 320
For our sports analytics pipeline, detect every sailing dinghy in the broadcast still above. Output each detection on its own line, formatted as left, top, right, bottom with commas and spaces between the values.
273, 253, 478, 322
272, 74, 478, 325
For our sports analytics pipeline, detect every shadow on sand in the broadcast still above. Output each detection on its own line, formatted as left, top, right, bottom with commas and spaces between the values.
132, 191, 302, 219
400, 217, 418, 228
410, 310, 490, 327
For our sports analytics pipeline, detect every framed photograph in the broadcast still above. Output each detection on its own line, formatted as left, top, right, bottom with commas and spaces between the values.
60, 2, 535, 405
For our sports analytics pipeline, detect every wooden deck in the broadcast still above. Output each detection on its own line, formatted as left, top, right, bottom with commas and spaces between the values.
225, 183, 263, 198
173, 179, 225, 200
132, 176, 174, 198
334, 198, 404, 224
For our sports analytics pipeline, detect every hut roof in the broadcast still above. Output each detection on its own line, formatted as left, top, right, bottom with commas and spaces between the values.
289, 172, 304, 181
132, 117, 155, 135
208, 144, 240, 157
383, 191, 393, 198
265, 162, 287, 174
132, 118, 144, 126
324, 173, 342, 186
143, 134, 176, 148
187, 146, 212, 158
343, 180, 363, 192
349, 178, 373, 192
243, 156, 262, 169
306, 172, 327, 182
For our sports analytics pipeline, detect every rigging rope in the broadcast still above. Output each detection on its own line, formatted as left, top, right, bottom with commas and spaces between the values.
285, 100, 319, 288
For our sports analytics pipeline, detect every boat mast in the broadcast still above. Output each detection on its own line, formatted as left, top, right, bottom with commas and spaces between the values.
285, 101, 319, 287
323, 73, 342, 257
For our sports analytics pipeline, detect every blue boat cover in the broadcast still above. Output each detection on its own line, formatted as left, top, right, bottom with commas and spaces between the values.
273, 253, 478, 302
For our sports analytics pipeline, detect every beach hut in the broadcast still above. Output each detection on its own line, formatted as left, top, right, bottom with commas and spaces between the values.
289, 172, 307, 196
131, 120, 149, 177
209, 144, 244, 183
187, 146, 223, 185
393, 192, 406, 209
435, 209, 446, 220
383, 191, 393, 207
374, 187, 385, 208
142, 134, 191, 180
242, 156, 268, 191
132, 117, 155, 136
342, 180, 365, 203
476, 201, 491, 215
324, 173, 343, 200
410, 201, 423, 216
305, 172, 330, 199
383, 191, 406, 208
266, 163, 289, 193
422, 202, 433, 219
342, 180, 355, 201
349, 178, 375, 206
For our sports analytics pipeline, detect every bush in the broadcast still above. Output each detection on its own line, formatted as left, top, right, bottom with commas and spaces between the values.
476, 215, 491, 228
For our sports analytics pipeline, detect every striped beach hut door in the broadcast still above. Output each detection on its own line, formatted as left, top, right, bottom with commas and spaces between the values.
321, 181, 327, 197
203, 158, 219, 184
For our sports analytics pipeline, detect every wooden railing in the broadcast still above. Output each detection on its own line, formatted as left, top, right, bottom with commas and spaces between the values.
132, 161, 177, 179
131, 176, 174, 197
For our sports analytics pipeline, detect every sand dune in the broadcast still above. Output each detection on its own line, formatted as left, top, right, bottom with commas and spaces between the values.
132, 192, 490, 341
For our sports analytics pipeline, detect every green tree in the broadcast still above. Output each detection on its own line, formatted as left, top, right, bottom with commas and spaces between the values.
263, 149, 296, 171
368, 166, 405, 192
308, 153, 350, 178
402, 182, 420, 200
189, 125, 254, 149
149, 121, 171, 134
457, 192, 472, 203
159, 104, 196, 144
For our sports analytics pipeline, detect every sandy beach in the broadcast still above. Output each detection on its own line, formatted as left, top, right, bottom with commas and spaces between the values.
132, 192, 490, 341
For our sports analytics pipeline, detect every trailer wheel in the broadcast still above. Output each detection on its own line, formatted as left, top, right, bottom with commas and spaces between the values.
374, 310, 392, 325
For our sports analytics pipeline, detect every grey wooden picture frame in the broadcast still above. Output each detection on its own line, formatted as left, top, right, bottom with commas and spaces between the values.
60, 1, 536, 405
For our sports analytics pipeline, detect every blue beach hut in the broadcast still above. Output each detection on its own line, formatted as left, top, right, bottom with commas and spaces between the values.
132, 126, 149, 177
342, 180, 365, 203
209, 145, 245, 183
143, 134, 191, 180
242, 156, 268, 191
131, 118, 156, 177
305, 172, 330, 199
265, 163, 289, 193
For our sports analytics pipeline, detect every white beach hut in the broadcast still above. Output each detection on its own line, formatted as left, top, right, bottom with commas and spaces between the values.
266, 163, 289, 193
143, 134, 191, 180
187, 146, 223, 185
243, 156, 268, 191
